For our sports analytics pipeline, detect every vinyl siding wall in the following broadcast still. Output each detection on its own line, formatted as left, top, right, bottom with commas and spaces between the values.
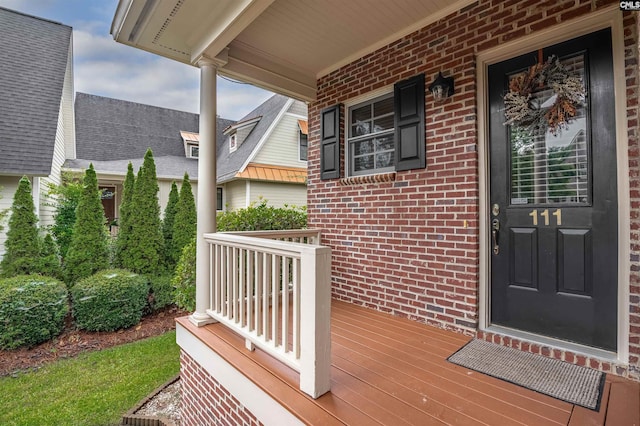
0, 176, 21, 260
223, 180, 246, 211
39, 49, 75, 230
252, 111, 308, 167
248, 181, 306, 208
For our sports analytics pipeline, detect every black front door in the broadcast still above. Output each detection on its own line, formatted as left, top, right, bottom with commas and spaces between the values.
488, 29, 617, 351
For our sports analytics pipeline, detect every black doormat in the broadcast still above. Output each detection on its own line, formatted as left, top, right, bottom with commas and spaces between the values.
447, 339, 605, 410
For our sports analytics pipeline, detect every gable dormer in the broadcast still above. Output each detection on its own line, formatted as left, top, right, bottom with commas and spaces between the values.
223, 116, 261, 153
180, 131, 200, 158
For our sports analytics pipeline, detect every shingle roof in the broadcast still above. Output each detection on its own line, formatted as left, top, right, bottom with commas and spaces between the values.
0, 7, 72, 176
74, 93, 229, 161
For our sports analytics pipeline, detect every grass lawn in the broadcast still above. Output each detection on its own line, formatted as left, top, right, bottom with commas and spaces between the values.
0, 330, 179, 426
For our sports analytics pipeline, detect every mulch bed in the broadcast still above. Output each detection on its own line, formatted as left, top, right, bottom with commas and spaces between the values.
0, 305, 188, 377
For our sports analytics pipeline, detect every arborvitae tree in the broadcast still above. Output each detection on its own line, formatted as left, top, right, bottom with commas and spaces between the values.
0, 177, 42, 277
39, 233, 62, 279
48, 174, 83, 261
162, 181, 179, 269
123, 149, 165, 275
64, 164, 110, 285
115, 162, 135, 267
171, 173, 197, 265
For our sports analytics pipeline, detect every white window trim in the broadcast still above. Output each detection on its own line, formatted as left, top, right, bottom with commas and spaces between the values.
229, 134, 237, 152
189, 144, 199, 158
344, 85, 394, 178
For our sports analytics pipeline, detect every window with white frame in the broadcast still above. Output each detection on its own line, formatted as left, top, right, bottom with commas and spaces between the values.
348, 93, 395, 176
229, 134, 237, 152
189, 145, 199, 158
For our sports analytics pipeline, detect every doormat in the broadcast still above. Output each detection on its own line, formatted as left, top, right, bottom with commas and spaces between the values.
447, 339, 605, 410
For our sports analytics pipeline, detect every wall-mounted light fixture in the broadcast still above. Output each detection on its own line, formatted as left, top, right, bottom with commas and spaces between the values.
428, 72, 454, 101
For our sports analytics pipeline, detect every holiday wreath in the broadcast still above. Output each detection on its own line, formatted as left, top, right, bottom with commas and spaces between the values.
503, 55, 585, 135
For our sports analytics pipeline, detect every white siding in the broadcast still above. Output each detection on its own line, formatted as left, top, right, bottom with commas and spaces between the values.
158, 179, 199, 218
0, 176, 21, 259
248, 182, 306, 208
39, 102, 67, 230
225, 180, 246, 210
39, 48, 75, 230
252, 113, 308, 167
62, 42, 76, 160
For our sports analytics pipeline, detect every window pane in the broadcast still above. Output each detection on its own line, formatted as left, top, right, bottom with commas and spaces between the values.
376, 152, 394, 168
375, 136, 394, 151
351, 104, 371, 137
373, 115, 394, 132
354, 155, 374, 172
374, 96, 393, 116
509, 54, 589, 205
353, 139, 374, 156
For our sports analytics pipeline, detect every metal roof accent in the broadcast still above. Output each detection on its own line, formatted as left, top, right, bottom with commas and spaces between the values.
235, 163, 306, 183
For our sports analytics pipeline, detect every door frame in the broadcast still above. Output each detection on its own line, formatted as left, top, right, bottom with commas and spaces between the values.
476, 5, 630, 362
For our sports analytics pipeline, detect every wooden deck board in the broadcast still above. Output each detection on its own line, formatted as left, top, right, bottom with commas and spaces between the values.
179, 300, 638, 425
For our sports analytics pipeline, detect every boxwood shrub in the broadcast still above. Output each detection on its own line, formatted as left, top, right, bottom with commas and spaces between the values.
71, 269, 148, 332
0, 275, 69, 350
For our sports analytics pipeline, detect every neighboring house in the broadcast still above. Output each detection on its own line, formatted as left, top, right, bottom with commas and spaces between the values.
113, 1, 639, 424
66, 93, 306, 224
0, 7, 74, 260
215, 93, 307, 210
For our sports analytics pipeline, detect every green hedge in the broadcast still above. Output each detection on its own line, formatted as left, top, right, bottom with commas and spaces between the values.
71, 269, 148, 332
216, 200, 307, 232
147, 274, 173, 311
0, 275, 69, 350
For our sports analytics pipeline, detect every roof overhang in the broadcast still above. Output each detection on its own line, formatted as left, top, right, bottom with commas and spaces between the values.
111, 0, 475, 102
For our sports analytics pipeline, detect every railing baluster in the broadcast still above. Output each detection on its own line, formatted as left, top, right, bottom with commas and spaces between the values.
271, 254, 279, 347
282, 255, 290, 352
262, 252, 270, 341
293, 257, 300, 358
246, 249, 253, 331
238, 249, 242, 327
255, 250, 262, 336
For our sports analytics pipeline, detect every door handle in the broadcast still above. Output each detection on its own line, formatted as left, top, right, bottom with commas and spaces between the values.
491, 218, 500, 255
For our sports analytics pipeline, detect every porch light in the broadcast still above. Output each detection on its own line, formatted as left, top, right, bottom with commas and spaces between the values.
428, 71, 454, 101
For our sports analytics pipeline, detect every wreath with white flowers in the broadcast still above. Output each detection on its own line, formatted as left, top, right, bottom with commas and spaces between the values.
503, 55, 585, 135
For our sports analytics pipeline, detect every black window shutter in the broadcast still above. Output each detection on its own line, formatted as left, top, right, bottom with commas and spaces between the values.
394, 74, 426, 171
320, 104, 341, 180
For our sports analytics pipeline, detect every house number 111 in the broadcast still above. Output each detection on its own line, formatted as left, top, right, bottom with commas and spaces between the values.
529, 209, 562, 226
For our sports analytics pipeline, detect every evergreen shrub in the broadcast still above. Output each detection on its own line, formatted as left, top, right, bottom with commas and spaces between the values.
0, 275, 68, 349
172, 238, 196, 312
71, 269, 148, 332
216, 199, 307, 232
147, 274, 174, 311
123, 149, 165, 275
64, 164, 110, 285
0, 177, 42, 278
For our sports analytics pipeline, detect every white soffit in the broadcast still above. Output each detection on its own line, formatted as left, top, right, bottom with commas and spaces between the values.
113, 0, 476, 100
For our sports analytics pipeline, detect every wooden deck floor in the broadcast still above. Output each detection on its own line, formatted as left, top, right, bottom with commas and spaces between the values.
178, 300, 639, 425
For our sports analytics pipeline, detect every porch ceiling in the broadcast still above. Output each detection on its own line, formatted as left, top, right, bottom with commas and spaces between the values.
111, 0, 475, 101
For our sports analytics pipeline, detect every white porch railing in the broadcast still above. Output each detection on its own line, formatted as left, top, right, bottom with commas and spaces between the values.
202, 229, 331, 398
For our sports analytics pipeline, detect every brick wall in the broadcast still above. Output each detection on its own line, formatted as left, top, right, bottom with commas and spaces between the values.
180, 351, 263, 426
307, 0, 640, 376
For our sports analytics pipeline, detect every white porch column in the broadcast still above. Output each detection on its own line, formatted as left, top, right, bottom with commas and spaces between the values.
190, 57, 221, 326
